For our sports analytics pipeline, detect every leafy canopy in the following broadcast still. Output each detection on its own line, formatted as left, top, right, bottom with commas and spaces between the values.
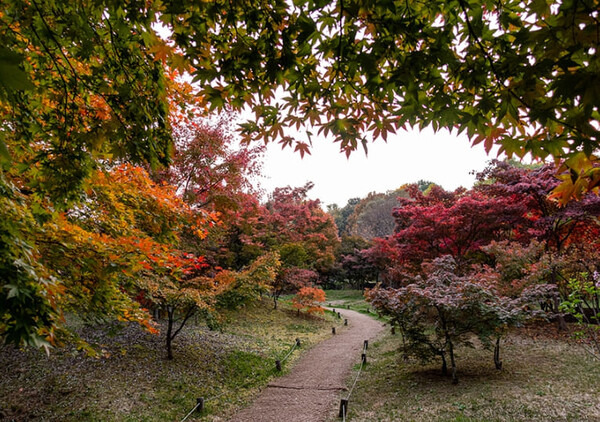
3, 0, 599, 203
159, 0, 600, 198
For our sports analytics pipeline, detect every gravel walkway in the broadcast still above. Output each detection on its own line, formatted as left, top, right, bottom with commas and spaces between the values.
228, 308, 385, 422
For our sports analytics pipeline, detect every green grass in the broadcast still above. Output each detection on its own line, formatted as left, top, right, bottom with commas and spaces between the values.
331, 327, 600, 422
324, 289, 388, 321
0, 299, 337, 421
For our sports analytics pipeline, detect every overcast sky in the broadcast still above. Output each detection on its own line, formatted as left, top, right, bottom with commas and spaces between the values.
258, 127, 502, 207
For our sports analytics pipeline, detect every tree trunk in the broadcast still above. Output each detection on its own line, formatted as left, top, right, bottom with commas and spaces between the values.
441, 352, 448, 375
553, 295, 568, 331
448, 341, 458, 384
166, 306, 174, 360
494, 336, 503, 370
550, 262, 567, 331
273, 295, 278, 310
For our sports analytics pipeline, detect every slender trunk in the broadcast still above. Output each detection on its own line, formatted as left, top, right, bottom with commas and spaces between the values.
448, 340, 458, 384
494, 336, 503, 370
441, 351, 448, 375
553, 295, 568, 331
166, 306, 174, 360
549, 257, 567, 331
273, 294, 278, 310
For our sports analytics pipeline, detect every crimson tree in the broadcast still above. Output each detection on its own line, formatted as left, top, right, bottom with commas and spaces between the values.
364, 184, 526, 282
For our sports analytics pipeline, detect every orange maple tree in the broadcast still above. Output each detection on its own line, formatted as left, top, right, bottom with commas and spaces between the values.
292, 286, 326, 315
32, 164, 220, 355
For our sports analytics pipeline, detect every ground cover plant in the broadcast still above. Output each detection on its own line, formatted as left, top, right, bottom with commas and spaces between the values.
0, 298, 339, 421
332, 327, 600, 422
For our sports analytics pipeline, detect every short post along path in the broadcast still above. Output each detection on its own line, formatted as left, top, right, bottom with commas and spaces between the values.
228, 308, 384, 422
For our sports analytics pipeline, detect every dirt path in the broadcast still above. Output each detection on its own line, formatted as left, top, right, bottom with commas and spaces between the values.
228, 308, 385, 422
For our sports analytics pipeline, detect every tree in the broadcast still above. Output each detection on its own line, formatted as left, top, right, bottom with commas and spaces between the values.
163, 114, 264, 220
292, 286, 326, 315
328, 197, 361, 237
476, 160, 600, 327
367, 256, 554, 383
345, 190, 409, 240
416, 180, 435, 192
2, 163, 219, 354
476, 240, 553, 299
220, 183, 339, 307
377, 184, 526, 278
561, 273, 600, 361
1, 1, 174, 206
228, 183, 340, 273
334, 235, 378, 289
129, 242, 214, 360
156, 0, 600, 199
7, 1, 595, 201
0, 177, 59, 349
215, 252, 281, 312
271, 267, 319, 310
1, 0, 183, 348
5, 0, 599, 347
476, 160, 600, 253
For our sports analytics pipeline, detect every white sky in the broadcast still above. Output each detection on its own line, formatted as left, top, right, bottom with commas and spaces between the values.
258, 127, 502, 207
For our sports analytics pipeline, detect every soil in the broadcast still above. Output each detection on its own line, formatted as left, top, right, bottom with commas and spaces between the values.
228, 309, 385, 422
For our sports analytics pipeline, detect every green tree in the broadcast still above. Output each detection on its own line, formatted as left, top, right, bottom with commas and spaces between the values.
328, 197, 360, 237
346, 189, 409, 240
1, 0, 179, 348
157, 0, 600, 199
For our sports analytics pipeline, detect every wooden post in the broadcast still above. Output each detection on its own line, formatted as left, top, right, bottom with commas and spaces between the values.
332, 327, 336, 335
391, 326, 396, 335
337, 312, 341, 319
296, 338, 301, 347
363, 340, 369, 350
332, 308, 336, 314
362, 353, 367, 364
347, 305, 350, 309
339, 399, 348, 418
196, 397, 204, 413
276, 360, 282, 371
344, 319, 348, 326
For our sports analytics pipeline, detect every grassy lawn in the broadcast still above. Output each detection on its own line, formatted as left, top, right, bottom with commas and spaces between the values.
324, 289, 388, 322
333, 327, 600, 422
0, 299, 339, 421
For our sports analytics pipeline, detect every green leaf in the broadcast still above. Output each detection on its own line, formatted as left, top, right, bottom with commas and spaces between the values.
0, 47, 34, 95
5, 284, 20, 299
0, 131, 10, 165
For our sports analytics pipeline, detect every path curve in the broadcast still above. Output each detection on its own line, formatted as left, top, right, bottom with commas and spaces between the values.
228, 308, 384, 422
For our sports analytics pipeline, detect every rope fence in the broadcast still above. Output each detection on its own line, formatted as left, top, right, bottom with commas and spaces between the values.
276, 337, 301, 371
339, 339, 369, 421
180, 337, 302, 422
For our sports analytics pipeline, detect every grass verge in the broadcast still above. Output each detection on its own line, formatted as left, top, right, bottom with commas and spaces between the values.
324, 290, 388, 322
333, 326, 600, 422
0, 298, 338, 421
